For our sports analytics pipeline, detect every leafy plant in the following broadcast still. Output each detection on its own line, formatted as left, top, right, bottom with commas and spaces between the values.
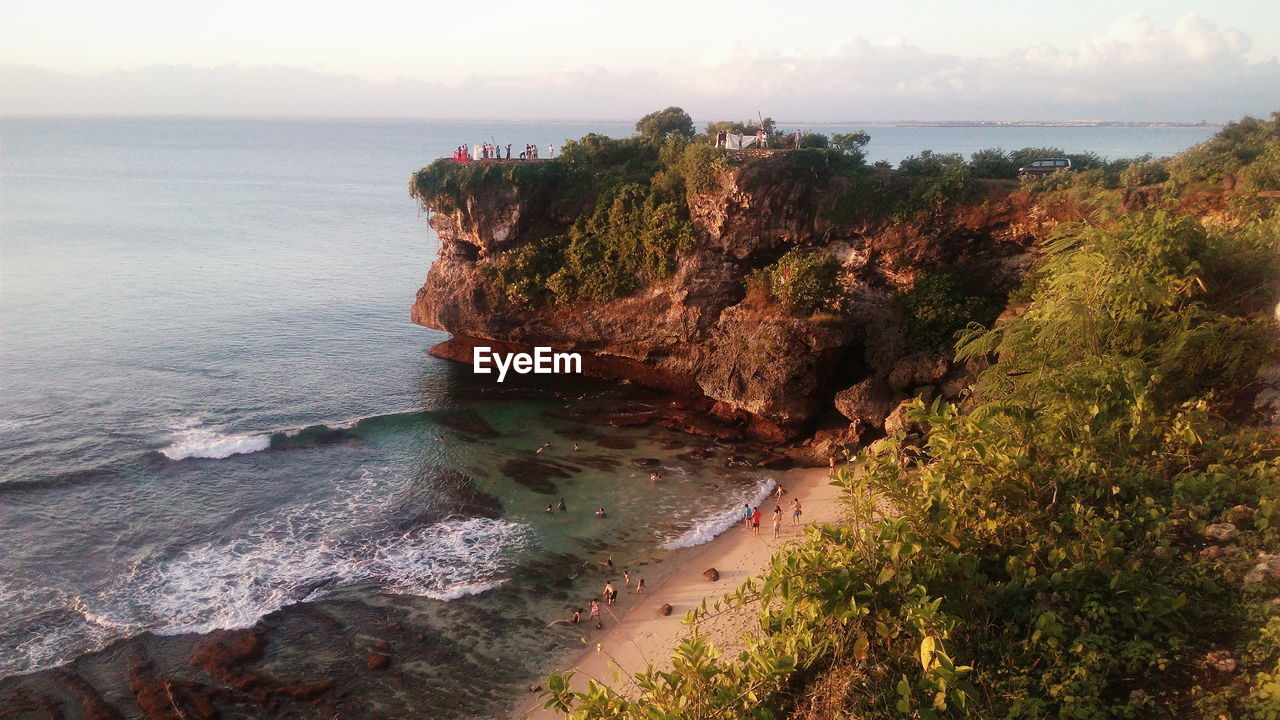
748, 247, 843, 315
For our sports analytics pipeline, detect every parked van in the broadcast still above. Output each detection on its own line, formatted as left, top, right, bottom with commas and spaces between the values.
1018, 157, 1072, 176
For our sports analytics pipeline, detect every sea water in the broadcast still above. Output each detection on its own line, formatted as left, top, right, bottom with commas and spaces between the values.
0, 118, 1216, 716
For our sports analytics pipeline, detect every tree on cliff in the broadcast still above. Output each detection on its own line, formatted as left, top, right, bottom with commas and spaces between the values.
636, 107, 695, 142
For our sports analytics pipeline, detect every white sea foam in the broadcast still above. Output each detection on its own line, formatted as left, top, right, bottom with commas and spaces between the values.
160, 422, 271, 460
662, 477, 777, 550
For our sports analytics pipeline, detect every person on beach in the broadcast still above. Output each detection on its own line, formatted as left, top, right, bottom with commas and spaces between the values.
774, 484, 786, 499
636, 578, 646, 593
772, 505, 783, 539
589, 599, 602, 628
571, 608, 581, 624
751, 506, 762, 536
828, 455, 836, 471
595, 507, 607, 517
623, 569, 631, 587
742, 503, 752, 529
791, 498, 803, 525
603, 581, 616, 605
557, 498, 566, 512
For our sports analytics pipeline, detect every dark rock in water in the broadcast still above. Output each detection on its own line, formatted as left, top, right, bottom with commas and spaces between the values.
596, 436, 637, 450
606, 412, 654, 428
573, 455, 621, 471
658, 603, 673, 616
758, 454, 792, 470
190, 629, 265, 679
703, 568, 720, 581
373, 640, 390, 651
434, 408, 500, 438
501, 458, 576, 494
392, 468, 504, 528
51, 669, 126, 720
366, 652, 391, 671
659, 438, 686, 450
631, 458, 663, 468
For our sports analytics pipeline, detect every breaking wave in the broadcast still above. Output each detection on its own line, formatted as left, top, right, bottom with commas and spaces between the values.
661, 477, 777, 550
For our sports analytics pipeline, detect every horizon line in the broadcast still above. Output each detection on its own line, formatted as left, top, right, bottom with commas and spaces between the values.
0, 113, 1232, 127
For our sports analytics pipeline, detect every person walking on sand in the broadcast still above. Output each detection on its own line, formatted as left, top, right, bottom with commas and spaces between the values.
772, 505, 783, 539
774, 484, 786, 499
751, 506, 762, 536
742, 503, 752, 530
790, 498, 803, 525
636, 578, 646, 593
623, 569, 631, 587
603, 581, 616, 606
589, 599, 602, 628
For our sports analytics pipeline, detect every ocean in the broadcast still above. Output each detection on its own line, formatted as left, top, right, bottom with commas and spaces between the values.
0, 117, 1217, 717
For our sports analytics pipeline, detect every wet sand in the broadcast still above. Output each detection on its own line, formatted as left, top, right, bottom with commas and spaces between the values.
518, 465, 845, 719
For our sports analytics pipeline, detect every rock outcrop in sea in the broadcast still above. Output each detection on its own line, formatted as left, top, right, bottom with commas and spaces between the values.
411, 152, 1078, 448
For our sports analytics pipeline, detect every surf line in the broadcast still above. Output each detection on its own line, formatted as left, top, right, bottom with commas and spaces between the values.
472, 346, 582, 382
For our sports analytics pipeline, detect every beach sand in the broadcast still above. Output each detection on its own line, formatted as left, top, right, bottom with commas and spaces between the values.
519, 465, 845, 719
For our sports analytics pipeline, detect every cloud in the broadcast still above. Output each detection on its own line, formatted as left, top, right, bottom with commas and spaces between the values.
1, 14, 1275, 121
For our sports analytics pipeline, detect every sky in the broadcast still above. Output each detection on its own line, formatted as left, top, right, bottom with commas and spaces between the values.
1, 0, 1277, 120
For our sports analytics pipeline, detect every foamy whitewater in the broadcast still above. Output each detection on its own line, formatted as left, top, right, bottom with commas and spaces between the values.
662, 478, 778, 550
160, 421, 272, 460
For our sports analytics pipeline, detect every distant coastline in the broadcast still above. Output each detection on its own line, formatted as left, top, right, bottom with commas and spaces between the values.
803, 120, 1225, 128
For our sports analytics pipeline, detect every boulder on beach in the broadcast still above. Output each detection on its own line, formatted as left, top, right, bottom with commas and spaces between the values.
703, 568, 720, 581
658, 603, 673, 616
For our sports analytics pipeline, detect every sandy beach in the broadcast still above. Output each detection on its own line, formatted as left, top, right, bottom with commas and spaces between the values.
519, 464, 845, 719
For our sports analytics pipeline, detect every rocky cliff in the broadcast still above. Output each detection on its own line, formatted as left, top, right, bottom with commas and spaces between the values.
411, 152, 1072, 446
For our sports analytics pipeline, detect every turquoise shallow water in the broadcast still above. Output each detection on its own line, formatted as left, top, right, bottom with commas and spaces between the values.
0, 118, 1217, 715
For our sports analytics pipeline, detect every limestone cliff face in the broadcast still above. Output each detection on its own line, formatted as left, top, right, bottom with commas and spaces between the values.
412, 155, 1063, 442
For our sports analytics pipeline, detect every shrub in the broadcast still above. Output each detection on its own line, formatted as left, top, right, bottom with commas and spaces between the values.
750, 247, 844, 314
635, 106, 695, 142
796, 132, 829, 149
968, 147, 1018, 179
898, 269, 993, 349
1120, 159, 1170, 188
831, 131, 871, 159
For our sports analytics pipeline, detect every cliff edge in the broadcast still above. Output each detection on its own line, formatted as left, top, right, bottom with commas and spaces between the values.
410, 147, 1074, 444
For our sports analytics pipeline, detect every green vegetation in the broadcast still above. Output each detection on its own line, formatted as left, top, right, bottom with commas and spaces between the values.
747, 248, 844, 315
831, 131, 871, 160
544, 208, 1280, 720
1167, 113, 1280, 191
897, 269, 994, 350
636, 106, 696, 142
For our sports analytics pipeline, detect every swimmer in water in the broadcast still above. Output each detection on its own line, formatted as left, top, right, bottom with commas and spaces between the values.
557, 498, 566, 512
573, 442, 581, 451
595, 507, 607, 517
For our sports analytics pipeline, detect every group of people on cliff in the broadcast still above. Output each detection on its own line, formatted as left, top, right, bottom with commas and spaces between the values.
450, 142, 555, 162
